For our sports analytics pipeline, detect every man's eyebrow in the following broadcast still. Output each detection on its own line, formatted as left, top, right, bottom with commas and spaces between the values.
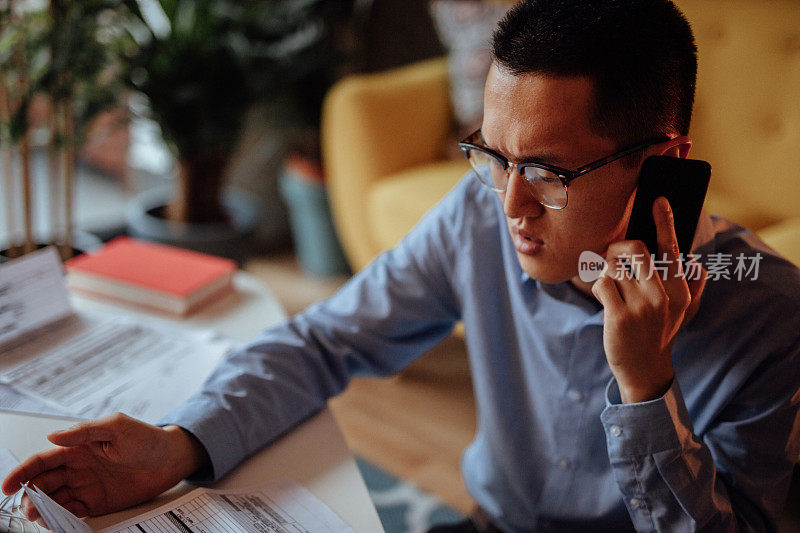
479, 132, 569, 167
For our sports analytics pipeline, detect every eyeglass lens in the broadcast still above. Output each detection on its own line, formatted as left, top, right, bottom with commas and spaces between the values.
466, 149, 568, 209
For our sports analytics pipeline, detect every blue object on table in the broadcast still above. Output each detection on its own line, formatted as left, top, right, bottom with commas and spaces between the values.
279, 170, 349, 277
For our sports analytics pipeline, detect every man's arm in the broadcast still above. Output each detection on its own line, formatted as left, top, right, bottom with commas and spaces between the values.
600, 346, 800, 531
591, 197, 703, 404
592, 197, 800, 530
159, 190, 463, 481
3, 174, 472, 516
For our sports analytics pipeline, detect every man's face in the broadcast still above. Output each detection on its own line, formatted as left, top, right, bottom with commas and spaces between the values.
481, 63, 642, 284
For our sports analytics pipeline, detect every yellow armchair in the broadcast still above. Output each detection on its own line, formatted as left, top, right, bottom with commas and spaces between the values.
322, 0, 800, 271
322, 58, 468, 271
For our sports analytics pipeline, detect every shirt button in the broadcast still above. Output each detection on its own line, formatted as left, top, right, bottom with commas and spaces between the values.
630, 497, 643, 509
610, 424, 623, 437
557, 458, 572, 470
567, 389, 584, 402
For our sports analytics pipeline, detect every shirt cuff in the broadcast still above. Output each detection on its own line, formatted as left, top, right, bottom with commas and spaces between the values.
158, 394, 247, 485
600, 376, 696, 457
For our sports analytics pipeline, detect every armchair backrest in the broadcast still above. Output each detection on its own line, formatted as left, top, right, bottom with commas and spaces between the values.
675, 0, 800, 221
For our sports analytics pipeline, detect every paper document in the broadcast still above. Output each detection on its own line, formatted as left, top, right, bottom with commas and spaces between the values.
1, 476, 91, 533
2, 479, 353, 533
0, 247, 238, 423
104, 480, 355, 533
0, 449, 18, 480
23, 484, 92, 533
0, 449, 25, 533
0, 312, 234, 423
0, 383, 67, 417
0, 248, 72, 346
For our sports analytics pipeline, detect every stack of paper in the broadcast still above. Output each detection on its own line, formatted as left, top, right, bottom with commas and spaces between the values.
0, 248, 237, 424
2, 467, 356, 533
0, 313, 235, 423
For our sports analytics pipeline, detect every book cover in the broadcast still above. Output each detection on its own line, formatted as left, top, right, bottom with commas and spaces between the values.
65, 237, 236, 315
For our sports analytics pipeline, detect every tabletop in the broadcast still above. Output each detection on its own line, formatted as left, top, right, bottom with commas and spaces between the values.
71, 271, 289, 343
2, 271, 385, 532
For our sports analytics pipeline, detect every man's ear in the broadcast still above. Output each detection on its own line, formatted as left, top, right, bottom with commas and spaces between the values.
658, 135, 692, 158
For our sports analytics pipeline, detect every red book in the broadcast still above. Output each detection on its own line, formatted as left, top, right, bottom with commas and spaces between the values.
65, 237, 237, 315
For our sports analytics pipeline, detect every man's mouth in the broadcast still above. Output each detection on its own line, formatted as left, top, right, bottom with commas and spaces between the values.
512, 228, 544, 255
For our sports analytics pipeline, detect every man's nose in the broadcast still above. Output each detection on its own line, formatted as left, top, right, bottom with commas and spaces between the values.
503, 167, 545, 219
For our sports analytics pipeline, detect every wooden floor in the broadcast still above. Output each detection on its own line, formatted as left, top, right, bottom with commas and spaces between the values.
245, 253, 478, 513
329, 338, 477, 514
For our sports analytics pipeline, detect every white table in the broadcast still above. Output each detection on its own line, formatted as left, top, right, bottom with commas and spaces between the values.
1, 272, 385, 532
71, 272, 288, 343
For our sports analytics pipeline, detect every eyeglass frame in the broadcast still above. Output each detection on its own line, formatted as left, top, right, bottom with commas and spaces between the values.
458, 129, 672, 209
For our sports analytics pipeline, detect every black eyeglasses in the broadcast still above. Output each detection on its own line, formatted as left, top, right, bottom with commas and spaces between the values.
458, 130, 669, 209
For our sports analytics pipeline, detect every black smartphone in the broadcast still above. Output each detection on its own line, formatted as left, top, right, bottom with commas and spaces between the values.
624, 155, 711, 260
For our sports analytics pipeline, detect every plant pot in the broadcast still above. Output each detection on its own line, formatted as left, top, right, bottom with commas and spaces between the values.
0, 230, 103, 263
126, 186, 261, 264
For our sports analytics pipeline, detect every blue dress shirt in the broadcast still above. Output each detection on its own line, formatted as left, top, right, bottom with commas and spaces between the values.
162, 174, 800, 532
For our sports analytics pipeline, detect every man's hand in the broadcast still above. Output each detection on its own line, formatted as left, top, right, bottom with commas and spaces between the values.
1, 413, 209, 522
592, 197, 706, 403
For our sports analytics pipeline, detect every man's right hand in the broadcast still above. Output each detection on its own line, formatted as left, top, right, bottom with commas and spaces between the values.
1, 413, 210, 522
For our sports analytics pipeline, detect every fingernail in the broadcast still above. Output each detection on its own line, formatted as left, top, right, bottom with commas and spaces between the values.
661, 198, 671, 213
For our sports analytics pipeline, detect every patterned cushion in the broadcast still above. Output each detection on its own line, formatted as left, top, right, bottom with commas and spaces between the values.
430, 0, 513, 133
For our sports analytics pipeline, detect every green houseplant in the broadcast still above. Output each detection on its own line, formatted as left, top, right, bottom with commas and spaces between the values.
1, 0, 124, 260
118, 0, 353, 243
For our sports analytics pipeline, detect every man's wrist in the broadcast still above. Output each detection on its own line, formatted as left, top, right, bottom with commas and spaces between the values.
163, 425, 211, 480
616, 372, 674, 404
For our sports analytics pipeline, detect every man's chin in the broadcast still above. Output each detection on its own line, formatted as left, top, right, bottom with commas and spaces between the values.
516, 252, 575, 284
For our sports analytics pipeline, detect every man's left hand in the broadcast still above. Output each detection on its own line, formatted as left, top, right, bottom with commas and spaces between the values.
592, 197, 706, 403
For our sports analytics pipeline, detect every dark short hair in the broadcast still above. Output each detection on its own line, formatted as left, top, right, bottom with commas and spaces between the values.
492, 0, 697, 152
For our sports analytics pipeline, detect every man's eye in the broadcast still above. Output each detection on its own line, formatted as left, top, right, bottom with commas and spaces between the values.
533, 172, 560, 183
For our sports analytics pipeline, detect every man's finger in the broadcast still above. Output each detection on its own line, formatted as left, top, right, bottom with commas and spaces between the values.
43, 485, 73, 507
42, 485, 92, 517
19, 493, 41, 523
653, 197, 683, 281
604, 240, 652, 302
1, 447, 70, 495
592, 272, 624, 309
605, 239, 654, 283
63, 499, 90, 518
23, 467, 69, 496
48, 420, 115, 447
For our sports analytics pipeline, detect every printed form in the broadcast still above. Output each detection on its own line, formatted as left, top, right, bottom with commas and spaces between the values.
104, 480, 355, 533
0, 248, 236, 423
0, 247, 73, 346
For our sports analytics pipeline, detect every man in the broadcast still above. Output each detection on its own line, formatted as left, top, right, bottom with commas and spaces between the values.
4, 0, 800, 531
